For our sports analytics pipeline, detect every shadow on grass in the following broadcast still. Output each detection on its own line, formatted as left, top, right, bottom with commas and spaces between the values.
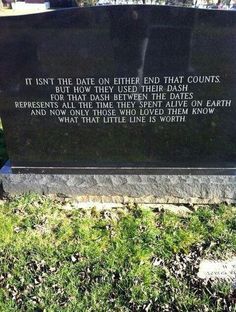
0, 196, 235, 311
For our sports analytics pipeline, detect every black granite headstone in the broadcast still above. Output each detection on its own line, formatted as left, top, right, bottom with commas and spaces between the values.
0, 5, 236, 174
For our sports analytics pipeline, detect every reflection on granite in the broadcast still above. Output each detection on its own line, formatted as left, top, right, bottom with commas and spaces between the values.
0, 5, 235, 173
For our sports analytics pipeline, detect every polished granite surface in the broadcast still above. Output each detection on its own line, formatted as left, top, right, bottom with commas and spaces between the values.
0, 5, 235, 173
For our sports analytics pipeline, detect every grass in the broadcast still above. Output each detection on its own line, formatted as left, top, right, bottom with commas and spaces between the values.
0, 194, 235, 311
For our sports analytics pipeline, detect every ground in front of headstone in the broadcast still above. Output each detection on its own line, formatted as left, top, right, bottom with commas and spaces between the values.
0, 193, 235, 311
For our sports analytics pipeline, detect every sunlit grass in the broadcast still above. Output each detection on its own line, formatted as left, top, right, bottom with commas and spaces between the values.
0, 194, 235, 311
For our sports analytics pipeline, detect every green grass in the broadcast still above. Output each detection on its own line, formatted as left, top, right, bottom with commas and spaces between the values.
0, 194, 235, 311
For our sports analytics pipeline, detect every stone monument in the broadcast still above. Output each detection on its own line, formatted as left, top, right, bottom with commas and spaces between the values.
0, 5, 235, 202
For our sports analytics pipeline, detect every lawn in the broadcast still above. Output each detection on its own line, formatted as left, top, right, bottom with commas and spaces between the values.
0, 194, 235, 311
